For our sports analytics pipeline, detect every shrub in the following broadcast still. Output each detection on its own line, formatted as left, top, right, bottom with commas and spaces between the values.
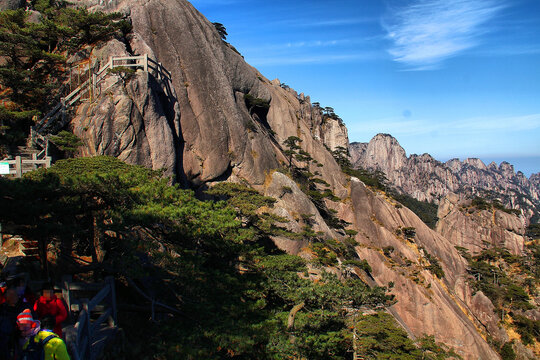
402, 227, 416, 239
383, 246, 394, 257
512, 315, 540, 345
499, 342, 516, 360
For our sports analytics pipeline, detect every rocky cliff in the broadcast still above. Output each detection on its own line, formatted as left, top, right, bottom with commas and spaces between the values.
27, 0, 539, 358
350, 134, 540, 223
437, 193, 526, 255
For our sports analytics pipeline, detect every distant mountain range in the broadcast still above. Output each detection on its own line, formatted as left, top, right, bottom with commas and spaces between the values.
350, 133, 540, 223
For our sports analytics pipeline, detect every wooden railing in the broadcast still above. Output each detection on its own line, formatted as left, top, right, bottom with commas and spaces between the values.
32, 54, 172, 147
1, 155, 52, 178
62, 276, 117, 360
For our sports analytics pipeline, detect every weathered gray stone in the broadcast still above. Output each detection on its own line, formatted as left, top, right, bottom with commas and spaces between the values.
71, 70, 180, 177
336, 178, 499, 360
0, 0, 25, 10
350, 133, 540, 222
437, 194, 525, 255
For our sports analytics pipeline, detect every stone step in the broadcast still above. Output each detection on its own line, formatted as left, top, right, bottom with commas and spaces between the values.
21, 241, 39, 248
21, 248, 39, 256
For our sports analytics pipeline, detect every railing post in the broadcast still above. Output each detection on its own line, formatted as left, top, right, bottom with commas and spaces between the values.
106, 276, 117, 326
15, 156, 22, 178
45, 156, 51, 169
29, 127, 35, 147
144, 54, 148, 72
82, 304, 91, 359
109, 56, 114, 70
62, 275, 72, 317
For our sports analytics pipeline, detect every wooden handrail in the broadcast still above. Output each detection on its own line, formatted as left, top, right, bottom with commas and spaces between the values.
32, 54, 172, 152
1, 155, 51, 178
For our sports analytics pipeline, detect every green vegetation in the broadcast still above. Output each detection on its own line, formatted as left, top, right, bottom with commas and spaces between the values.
420, 248, 445, 279
499, 342, 516, 360
0, 156, 404, 359
512, 314, 540, 345
0, 1, 130, 154
393, 193, 439, 229
526, 223, 540, 239
108, 66, 136, 84
331, 148, 440, 229
395, 226, 416, 240
282, 136, 347, 231
354, 313, 461, 359
462, 245, 539, 346
49, 130, 83, 156
212, 22, 227, 40
469, 197, 521, 216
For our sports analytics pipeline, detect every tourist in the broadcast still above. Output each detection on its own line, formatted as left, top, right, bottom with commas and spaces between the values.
0, 287, 32, 360
17, 309, 70, 360
33, 285, 68, 337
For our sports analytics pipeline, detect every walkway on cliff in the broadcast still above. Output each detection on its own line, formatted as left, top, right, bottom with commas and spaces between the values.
29, 54, 172, 162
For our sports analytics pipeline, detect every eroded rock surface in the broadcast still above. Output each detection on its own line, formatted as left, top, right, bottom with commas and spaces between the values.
56, 1, 537, 358
437, 194, 526, 255
338, 178, 499, 359
0, 0, 24, 10
350, 134, 540, 222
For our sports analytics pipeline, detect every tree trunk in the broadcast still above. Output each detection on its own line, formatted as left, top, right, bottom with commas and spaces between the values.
287, 301, 305, 344
91, 212, 104, 263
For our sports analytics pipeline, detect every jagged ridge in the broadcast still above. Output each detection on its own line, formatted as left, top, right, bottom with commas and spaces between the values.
350, 134, 540, 223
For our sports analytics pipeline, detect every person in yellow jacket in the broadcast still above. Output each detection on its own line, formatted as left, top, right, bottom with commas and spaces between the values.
16, 309, 70, 360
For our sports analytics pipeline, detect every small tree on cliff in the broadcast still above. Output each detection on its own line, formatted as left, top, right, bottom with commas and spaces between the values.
49, 130, 83, 157
283, 136, 302, 169
212, 22, 227, 40
332, 146, 351, 169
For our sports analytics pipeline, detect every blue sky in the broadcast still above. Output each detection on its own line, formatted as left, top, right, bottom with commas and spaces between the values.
190, 0, 540, 176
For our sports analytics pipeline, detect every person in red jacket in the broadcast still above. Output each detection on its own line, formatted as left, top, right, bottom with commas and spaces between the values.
0, 282, 6, 305
33, 286, 68, 337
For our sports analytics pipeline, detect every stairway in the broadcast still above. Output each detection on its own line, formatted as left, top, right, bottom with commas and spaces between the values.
20, 239, 39, 259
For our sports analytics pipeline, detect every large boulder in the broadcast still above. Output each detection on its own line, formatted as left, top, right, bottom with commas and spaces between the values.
0, 0, 25, 10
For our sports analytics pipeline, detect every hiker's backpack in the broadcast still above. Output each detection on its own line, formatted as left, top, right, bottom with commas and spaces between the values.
21, 333, 57, 360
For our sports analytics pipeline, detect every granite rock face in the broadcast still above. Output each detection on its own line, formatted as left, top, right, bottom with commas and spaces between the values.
437, 194, 526, 255
350, 134, 540, 222
338, 178, 499, 359
69, 0, 348, 188
55, 1, 538, 358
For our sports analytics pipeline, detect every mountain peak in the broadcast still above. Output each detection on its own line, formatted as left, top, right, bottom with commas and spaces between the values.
356, 133, 407, 174
350, 134, 540, 220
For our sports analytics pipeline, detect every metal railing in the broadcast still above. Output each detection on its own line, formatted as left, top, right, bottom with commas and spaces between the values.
62, 276, 117, 360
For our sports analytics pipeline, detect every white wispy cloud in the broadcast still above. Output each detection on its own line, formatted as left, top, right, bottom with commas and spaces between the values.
352, 113, 540, 136
384, 0, 506, 69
